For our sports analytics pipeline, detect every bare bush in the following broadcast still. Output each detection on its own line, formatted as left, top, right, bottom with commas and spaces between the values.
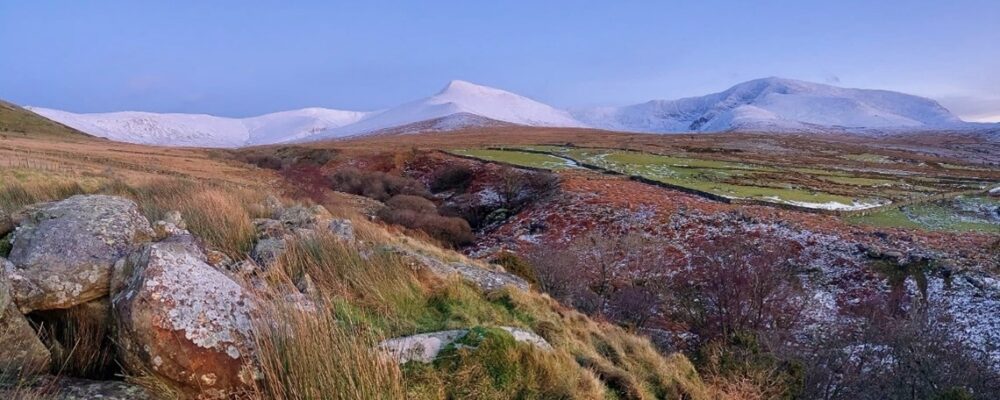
328, 167, 428, 202
377, 195, 474, 247
430, 164, 474, 193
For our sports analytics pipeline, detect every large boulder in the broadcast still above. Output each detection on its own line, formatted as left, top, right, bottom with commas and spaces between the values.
0, 258, 51, 375
111, 236, 258, 399
6, 195, 153, 312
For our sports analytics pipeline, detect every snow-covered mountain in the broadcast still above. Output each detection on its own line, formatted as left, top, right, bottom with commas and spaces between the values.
311, 80, 585, 139
572, 77, 970, 133
25, 107, 371, 147
25, 77, 994, 148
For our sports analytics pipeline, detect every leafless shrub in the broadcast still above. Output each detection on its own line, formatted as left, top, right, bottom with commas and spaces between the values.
328, 167, 428, 202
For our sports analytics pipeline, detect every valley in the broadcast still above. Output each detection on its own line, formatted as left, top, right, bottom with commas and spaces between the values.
1, 101, 998, 399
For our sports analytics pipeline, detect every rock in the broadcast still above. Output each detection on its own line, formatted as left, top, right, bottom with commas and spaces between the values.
2, 376, 152, 400
251, 237, 287, 266
378, 326, 552, 364
989, 186, 1000, 197
163, 210, 186, 229
275, 205, 316, 228
264, 195, 282, 212
499, 327, 553, 351
205, 249, 233, 268
391, 245, 529, 292
296, 273, 318, 297
0, 258, 51, 375
112, 237, 258, 399
378, 330, 468, 364
6, 195, 153, 312
253, 218, 287, 239
328, 218, 355, 242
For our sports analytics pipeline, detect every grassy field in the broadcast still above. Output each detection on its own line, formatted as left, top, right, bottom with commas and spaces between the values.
450, 148, 578, 170
847, 195, 1000, 233
449, 145, 998, 220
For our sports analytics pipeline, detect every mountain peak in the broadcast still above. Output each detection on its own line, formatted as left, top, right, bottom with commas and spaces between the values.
437, 80, 510, 97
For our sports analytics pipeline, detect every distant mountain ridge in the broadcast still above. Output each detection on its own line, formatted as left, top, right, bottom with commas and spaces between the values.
24, 77, 997, 147
572, 77, 968, 133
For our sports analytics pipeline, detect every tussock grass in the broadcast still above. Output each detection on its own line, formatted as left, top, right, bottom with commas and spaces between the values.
251, 292, 405, 400
30, 301, 117, 379
102, 179, 267, 258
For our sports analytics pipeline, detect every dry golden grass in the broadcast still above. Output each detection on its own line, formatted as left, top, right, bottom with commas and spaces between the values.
251, 288, 406, 400
0, 121, 756, 399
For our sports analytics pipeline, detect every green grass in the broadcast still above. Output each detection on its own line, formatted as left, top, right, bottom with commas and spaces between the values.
451, 149, 577, 170
847, 196, 1000, 233
819, 175, 897, 187
569, 149, 865, 206
841, 153, 894, 163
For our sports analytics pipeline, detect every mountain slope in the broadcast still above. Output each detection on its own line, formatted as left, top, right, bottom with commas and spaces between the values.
0, 100, 92, 139
22, 77, 996, 147
312, 80, 586, 139
572, 77, 969, 133
25, 107, 370, 147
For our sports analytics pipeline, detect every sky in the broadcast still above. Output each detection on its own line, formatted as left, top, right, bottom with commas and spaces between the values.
1, 1, 998, 121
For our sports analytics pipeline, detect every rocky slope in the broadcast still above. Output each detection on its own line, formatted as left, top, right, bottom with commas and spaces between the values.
0, 192, 711, 399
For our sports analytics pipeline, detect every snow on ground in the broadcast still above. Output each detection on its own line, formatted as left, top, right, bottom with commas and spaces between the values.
27, 77, 994, 147
27, 106, 371, 147
763, 196, 891, 211
571, 77, 975, 133
312, 80, 588, 139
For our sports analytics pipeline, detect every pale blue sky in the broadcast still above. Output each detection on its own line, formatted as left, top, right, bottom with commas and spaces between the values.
2, 1, 998, 121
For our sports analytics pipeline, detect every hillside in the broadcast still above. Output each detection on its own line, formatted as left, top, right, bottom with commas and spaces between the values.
0, 100, 92, 139
24, 78, 994, 148
0, 115, 721, 399
26, 106, 371, 148
572, 77, 972, 133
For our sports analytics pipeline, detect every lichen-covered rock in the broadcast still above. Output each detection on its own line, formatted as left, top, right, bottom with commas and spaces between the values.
275, 205, 317, 228
163, 210, 186, 229
378, 330, 468, 364
328, 218, 355, 242
6, 195, 153, 312
251, 237, 287, 266
390, 245, 529, 292
111, 236, 258, 399
252, 203, 340, 266
0, 258, 51, 374
378, 326, 552, 364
